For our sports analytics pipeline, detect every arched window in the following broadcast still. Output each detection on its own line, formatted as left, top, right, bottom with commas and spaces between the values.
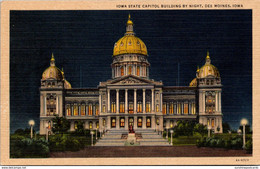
88, 104, 93, 116
74, 121, 78, 130
89, 121, 93, 129
66, 105, 71, 116
111, 118, 116, 128
96, 122, 99, 129
48, 121, 51, 130
73, 104, 78, 116
138, 117, 142, 128
121, 67, 124, 76
128, 66, 132, 75
120, 118, 125, 128
146, 118, 151, 128
170, 120, 173, 128
137, 66, 140, 76
95, 105, 99, 115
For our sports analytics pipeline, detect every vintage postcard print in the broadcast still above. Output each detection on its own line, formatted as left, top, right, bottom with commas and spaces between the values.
1, 0, 260, 166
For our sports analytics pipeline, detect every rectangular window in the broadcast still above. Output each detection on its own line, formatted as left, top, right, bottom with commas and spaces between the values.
121, 67, 124, 76
111, 102, 116, 113
137, 101, 142, 113
211, 119, 215, 127
73, 104, 78, 116
156, 104, 159, 112
177, 103, 181, 114
137, 66, 140, 76
119, 102, 125, 113
66, 106, 71, 116
162, 103, 166, 115
88, 104, 93, 116
81, 105, 85, 116
95, 105, 99, 115
103, 105, 106, 113
128, 66, 132, 75
169, 103, 174, 114
146, 102, 151, 113
184, 103, 188, 114
129, 102, 134, 114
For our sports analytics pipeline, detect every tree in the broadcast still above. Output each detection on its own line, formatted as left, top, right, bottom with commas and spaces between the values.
222, 122, 231, 133
239, 124, 251, 134
193, 123, 207, 136
174, 120, 195, 136
51, 115, 70, 135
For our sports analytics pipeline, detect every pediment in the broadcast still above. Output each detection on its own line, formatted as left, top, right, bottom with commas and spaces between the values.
99, 75, 163, 87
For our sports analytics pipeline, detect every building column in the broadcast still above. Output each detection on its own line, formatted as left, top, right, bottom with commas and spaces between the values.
167, 102, 169, 115
107, 89, 110, 113
125, 117, 129, 130
116, 89, 119, 114
99, 92, 102, 114
134, 89, 137, 114
134, 116, 137, 129
215, 91, 218, 112
125, 89, 128, 114
107, 116, 111, 130
151, 89, 154, 113
203, 91, 205, 113
143, 89, 146, 113
151, 116, 155, 130
160, 89, 163, 112
116, 116, 120, 129
40, 94, 44, 116
142, 116, 146, 129
99, 118, 102, 132
44, 95, 47, 116
219, 92, 222, 112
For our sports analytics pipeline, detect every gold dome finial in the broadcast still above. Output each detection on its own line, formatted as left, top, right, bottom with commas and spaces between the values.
196, 65, 200, 72
206, 50, 210, 59
50, 53, 55, 66
127, 14, 133, 25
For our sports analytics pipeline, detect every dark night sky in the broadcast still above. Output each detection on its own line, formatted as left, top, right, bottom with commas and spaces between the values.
10, 10, 252, 133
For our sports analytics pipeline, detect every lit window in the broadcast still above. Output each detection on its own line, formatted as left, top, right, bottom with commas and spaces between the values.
146, 102, 151, 113
120, 118, 125, 128
138, 118, 142, 128
184, 103, 188, 114
111, 102, 116, 113
156, 104, 159, 112
120, 102, 125, 113
128, 102, 134, 114
111, 118, 116, 128
89, 122, 93, 129
146, 118, 151, 128
103, 105, 106, 113
74, 121, 78, 130
66, 105, 71, 116
162, 103, 166, 115
128, 66, 132, 75
137, 101, 142, 113
73, 104, 78, 116
211, 119, 215, 127
81, 104, 85, 116
169, 103, 174, 114
88, 104, 93, 116
121, 67, 124, 76
95, 105, 99, 115
137, 66, 140, 76
170, 120, 173, 128
96, 122, 99, 129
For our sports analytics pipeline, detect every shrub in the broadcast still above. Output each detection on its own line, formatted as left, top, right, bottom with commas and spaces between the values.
245, 139, 252, 153
10, 138, 49, 158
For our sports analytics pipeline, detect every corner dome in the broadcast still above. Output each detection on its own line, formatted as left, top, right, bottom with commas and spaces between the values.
113, 14, 148, 56
198, 52, 220, 78
42, 54, 63, 80
64, 79, 72, 89
189, 78, 197, 87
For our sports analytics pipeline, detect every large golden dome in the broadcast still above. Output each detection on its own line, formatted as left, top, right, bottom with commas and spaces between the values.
42, 54, 63, 80
113, 15, 148, 56
198, 52, 220, 78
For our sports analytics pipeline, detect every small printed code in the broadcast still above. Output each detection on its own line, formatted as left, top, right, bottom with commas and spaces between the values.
2, 167, 26, 169
235, 167, 259, 169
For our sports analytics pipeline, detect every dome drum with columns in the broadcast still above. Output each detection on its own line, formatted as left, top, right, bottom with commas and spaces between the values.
39, 15, 223, 137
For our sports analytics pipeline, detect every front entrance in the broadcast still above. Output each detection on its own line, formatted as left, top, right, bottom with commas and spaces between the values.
128, 117, 134, 127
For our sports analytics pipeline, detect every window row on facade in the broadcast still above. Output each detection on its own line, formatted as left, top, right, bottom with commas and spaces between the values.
66, 103, 99, 116
113, 64, 149, 77
162, 101, 196, 115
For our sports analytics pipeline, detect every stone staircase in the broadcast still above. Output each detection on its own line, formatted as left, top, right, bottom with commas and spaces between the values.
95, 129, 170, 146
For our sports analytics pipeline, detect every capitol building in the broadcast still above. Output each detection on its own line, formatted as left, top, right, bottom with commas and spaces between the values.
39, 15, 223, 135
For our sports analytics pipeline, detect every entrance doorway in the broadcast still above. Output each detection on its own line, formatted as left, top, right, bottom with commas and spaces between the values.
128, 117, 134, 127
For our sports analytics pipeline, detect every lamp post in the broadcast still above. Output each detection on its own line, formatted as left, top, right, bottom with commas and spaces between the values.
28, 120, 35, 139
208, 125, 212, 138
240, 118, 248, 149
237, 129, 242, 136
170, 130, 173, 145
90, 130, 95, 146
45, 123, 49, 142
166, 127, 169, 139
96, 128, 98, 140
